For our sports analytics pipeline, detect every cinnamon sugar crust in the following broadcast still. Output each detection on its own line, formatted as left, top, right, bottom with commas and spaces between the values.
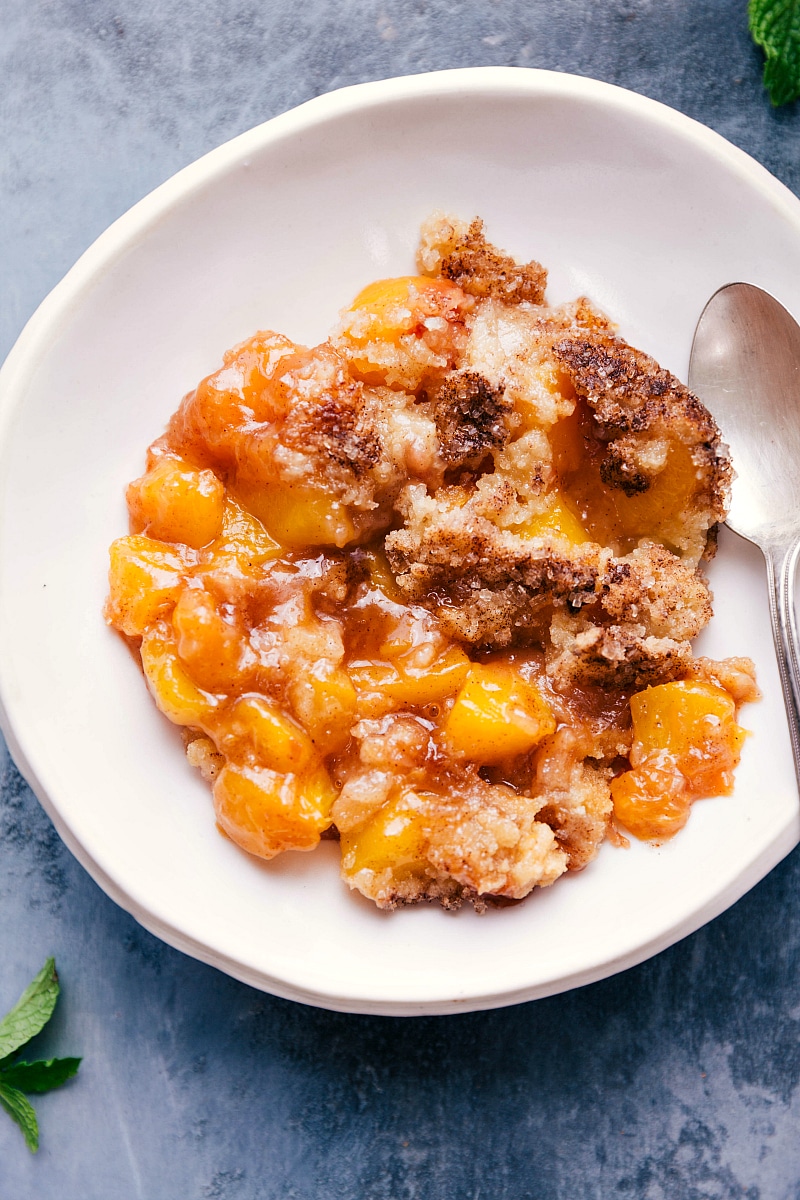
554, 334, 731, 558
418, 214, 548, 305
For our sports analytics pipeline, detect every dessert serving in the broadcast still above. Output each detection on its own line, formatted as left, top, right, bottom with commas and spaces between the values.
105, 214, 758, 911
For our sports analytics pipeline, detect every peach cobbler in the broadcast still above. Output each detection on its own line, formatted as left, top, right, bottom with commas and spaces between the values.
105, 215, 758, 910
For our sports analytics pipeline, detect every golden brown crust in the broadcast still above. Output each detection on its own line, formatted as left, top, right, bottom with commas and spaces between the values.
553, 333, 731, 548
547, 611, 693, 691
532, 730, 613, 870
342, 777, 569, 909
433, 371, 511, 466
333, 275, 474, 394
169, 339, 389, 515
282, 378, 380, 479
598, 545, 713, 642
354, 873, 483, 913
418, 214, 548, 305
385, 485, 609, 646
686, 656, 761, 704
384, 482, 714, 672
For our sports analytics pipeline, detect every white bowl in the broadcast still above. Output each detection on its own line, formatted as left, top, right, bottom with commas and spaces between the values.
1, 67, 798, 1016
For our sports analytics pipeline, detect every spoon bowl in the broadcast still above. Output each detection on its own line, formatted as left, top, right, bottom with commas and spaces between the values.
690, 282, 800, 789
690, 283, 800, 543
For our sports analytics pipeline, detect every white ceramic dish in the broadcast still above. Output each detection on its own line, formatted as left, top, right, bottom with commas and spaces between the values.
0, 67, 798, 1016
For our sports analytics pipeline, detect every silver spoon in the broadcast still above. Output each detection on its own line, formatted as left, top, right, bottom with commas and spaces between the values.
689, 283, 800, 786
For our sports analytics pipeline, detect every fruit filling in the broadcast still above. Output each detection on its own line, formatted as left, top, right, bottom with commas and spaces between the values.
105, 214, 758, 910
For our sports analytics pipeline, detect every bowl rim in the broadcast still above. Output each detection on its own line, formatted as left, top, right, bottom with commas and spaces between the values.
2, 65, 799, 1015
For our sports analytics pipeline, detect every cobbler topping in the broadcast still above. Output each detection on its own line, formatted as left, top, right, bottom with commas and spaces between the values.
105, 213, 756, 911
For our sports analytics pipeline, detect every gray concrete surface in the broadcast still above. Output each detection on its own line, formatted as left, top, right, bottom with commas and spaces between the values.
2, 0, 800, 1195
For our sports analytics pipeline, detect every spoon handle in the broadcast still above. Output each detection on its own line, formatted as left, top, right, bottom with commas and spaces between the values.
765, 541, 800, 788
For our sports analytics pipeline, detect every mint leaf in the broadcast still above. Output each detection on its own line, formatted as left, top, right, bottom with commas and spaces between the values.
0, 960, 80, 1153
0, 1082, 39, 1152
1, 1057, 81, 1094
749, 0, 800, 106
0, 958, 59, 1059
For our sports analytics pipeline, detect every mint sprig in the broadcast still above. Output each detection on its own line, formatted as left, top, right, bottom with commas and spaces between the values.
0, 958, 60, 1059
0, 1085, 39, 1152
2, 1057, 82, 1093
749, 0, 800, 106
0, 958, 81, 1152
